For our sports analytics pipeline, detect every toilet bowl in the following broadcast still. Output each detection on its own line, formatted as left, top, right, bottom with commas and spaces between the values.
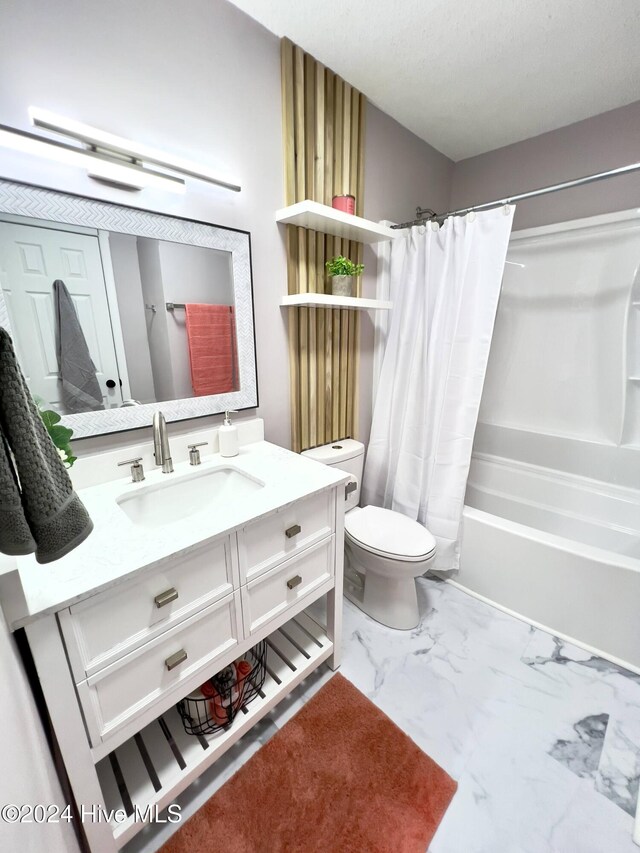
302, 441, 436, 630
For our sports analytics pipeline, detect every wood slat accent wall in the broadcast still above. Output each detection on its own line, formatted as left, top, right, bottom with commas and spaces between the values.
281, 38, 366, 452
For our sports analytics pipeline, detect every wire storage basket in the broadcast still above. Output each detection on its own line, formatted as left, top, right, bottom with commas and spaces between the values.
177, 640, 267, 736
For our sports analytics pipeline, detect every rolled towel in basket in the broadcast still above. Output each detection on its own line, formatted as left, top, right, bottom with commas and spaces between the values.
200, 680, 230, 725
234, 659, 252, 708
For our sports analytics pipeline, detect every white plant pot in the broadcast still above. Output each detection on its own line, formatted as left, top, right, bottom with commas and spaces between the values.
331, 275, 354, 297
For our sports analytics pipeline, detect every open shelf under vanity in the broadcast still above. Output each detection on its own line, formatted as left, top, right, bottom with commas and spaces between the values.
95, 612, 332, 848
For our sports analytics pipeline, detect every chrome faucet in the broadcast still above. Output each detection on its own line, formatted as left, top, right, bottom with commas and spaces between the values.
152, 411, 174, 473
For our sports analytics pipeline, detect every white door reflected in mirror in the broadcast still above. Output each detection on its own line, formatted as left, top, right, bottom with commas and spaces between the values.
0, 216, 239, 417
0, 221, 125, 412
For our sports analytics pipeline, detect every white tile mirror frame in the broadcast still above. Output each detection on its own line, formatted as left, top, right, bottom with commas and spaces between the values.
0, 178, 258, 438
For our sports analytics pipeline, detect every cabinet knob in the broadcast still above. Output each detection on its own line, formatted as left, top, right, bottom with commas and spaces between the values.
155, 587, 179, 608
165, 649, 187, 671
285, 524, 301, 539
287, 574, 302, 590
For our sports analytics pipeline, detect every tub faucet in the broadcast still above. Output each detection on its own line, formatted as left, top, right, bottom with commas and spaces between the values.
152, 411, 174, 473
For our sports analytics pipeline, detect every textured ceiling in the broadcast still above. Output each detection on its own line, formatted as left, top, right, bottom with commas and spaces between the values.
228, 0, 640, 161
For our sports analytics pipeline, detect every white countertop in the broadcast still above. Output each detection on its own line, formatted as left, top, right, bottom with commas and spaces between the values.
9, 441, 348, 627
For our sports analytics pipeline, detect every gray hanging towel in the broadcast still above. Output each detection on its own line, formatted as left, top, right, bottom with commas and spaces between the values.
0, 328, 93, 563
53, 279, 104, 413
0, 427, 36, 556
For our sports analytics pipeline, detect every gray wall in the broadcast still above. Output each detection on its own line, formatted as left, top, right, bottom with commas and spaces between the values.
450, 100, 640, 231
365, 104, 454, 226
108, 232, 157, 403
138, 238, 176, 402
157, 241, 235, 400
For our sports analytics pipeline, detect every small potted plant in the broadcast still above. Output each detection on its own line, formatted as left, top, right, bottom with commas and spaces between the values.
325, 255, 364, 297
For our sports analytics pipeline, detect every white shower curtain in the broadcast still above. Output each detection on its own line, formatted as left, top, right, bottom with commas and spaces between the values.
362, 206, 515, 572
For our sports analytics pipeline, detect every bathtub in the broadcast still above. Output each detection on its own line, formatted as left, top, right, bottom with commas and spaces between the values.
456, 452, 640, 672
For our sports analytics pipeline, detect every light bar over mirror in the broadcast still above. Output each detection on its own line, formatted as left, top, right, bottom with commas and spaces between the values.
29, 107, 241, 192
0, 108, 241, 194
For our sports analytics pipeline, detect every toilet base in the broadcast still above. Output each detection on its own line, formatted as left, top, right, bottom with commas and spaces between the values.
344, 553, 420, 630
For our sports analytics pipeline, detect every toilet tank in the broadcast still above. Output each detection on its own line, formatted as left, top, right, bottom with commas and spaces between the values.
302, 439, 364, 511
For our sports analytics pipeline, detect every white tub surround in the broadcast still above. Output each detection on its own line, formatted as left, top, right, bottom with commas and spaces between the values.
0, 421, 348, 853
454, 208, 640, 674
480, 208, 640, 449
458, 453, 640, 671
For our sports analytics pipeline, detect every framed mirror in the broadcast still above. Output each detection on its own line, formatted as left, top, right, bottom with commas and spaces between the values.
0, 179, 258, 438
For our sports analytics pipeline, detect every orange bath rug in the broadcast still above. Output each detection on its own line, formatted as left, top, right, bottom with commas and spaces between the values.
160, 673, 457, 853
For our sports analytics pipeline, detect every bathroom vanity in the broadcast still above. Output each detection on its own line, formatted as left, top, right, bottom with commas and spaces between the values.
0, 420, 348, 853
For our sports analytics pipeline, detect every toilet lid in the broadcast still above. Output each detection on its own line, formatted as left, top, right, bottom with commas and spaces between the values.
345, 506, 436, 561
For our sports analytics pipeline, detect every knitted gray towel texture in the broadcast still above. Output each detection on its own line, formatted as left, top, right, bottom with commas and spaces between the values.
0, 328, 93, 563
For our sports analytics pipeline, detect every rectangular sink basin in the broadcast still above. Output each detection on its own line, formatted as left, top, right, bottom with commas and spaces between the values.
117, 466, 264, 528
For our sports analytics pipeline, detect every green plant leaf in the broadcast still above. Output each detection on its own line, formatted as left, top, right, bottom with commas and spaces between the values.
48, 424, 74, 448
40, 409, 62, 429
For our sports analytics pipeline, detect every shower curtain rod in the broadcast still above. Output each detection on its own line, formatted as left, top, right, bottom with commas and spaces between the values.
391, 160, 640, 229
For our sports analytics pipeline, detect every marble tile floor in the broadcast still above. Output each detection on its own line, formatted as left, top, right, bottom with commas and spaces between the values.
127, 578, 640, 853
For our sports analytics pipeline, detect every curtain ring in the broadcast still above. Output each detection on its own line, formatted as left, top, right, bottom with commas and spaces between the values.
466, 211, 476, 223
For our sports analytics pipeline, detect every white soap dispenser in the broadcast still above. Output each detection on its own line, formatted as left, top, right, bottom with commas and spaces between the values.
219, 410, 239, 457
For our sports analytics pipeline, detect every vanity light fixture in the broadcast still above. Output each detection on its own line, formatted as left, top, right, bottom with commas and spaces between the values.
0, 125, 186, 193
29, 107, 241, 193
0, 107, 241, 194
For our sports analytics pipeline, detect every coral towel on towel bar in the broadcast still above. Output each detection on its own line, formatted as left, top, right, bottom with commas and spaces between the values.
184, 303, 236, 396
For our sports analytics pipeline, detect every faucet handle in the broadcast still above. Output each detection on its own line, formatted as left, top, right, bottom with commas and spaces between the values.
187, 442, 208, 466
117, 457, 145, 482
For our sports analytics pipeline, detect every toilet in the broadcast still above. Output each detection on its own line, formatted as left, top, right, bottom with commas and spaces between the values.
302, 440, 436, 630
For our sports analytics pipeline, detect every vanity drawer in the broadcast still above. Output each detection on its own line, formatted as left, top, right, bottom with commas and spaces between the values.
238, 490, 334, 583
60, 536, 237, 681
241, 537, 334, 634
77, 591, 242, 745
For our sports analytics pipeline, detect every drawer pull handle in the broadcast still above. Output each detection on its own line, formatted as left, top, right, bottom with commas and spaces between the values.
165, 649, 188, 671
285, 524, 301, 539
287, 574, 302, 590
155, 587, 179, 608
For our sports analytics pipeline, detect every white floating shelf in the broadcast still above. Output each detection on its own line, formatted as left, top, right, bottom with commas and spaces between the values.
276, 200, 397, 243
280, 293, 392, 311
96, 613, 333, 848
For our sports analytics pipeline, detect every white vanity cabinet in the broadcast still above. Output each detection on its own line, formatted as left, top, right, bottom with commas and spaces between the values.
17, 467, 346, 853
